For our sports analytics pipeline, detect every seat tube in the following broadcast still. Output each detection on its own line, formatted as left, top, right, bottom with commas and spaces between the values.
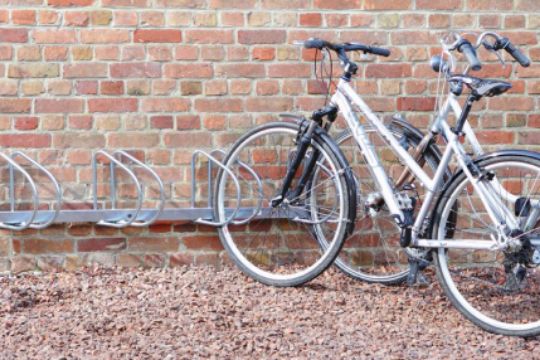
331, 90, 405, 224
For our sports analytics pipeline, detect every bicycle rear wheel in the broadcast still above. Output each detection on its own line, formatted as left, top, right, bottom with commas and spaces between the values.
432, 154, 540, 336
332, 120, 441, 284
213, 121, 352, 287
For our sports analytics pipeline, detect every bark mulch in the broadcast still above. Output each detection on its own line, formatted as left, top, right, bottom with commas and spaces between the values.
0, 266, 538, 359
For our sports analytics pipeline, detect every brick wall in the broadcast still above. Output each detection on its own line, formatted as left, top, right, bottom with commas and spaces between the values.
0, 0, 539, 272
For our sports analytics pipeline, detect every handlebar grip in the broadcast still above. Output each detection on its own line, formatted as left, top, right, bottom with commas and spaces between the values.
303, 38, 328, 50
503, 40, 531, 67
458, 41, 482, 71
368, 46, 391, 57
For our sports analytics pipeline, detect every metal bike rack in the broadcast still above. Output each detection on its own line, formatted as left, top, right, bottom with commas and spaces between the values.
0, 147, 265, 230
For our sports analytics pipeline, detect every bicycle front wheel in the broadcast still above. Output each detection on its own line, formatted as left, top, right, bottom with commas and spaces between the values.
213, 121, 352, 287
432, 154, 540, 336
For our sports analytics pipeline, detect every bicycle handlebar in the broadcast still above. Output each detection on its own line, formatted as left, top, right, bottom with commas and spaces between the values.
302, 38, 391, 57
457, 39, 482, 71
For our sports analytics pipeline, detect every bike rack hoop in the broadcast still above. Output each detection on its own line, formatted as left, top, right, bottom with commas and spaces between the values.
9, 151, 62, 229
111, 150, 166, 227
0, 152, 39, 231
92, 150, 143, 228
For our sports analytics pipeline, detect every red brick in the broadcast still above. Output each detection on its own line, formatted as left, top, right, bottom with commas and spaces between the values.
176, 115, 201, 130
210, 0, 256, 8
397, 97, 436, 111
268, 64, 311, 78
151, 115, 174, 129
36, 99, 84, 113
69, 115, 93, 129
78, 238, 126, 252
33, 29, 77, 43
141, 98, 190, 112
49, 0, 94, 5
15, 117, 38, 130
0, 29, 28, 43
476, 131, 514, 144
416, 0, 460, 10
194, 98, 243, 112
44, 46, 68, 60
65, 11, 89, 26
16, 238, 73, 254
81, 29, 130, 43
110, 63, 162, 78
101, 81, 124, 95
299, 13, 322, 27
366, 64, 412, 78
183, 235, 222, 250
0, 134, 50, 147
164, 63, 213, 78
64, 63, 108, 78
488, 97, 534, 111
128, 237, 179, 251
185, 30, 233, 44
246, 97, 293, 112
76, 80, 98, 95
365, 1, 413, 9
238, 30, 286, 44
0, 99, 30, 113
102, 0, 149, 6
467, 0, 512, 10
12, 10, 36, 25
313, 0, 361, 9
109, 133, 159, 147
134, 29, 182, 43
88, 98, 138, 112
165, 132, 212, 147
252, 47, 275, 61
216, 64, 265, 78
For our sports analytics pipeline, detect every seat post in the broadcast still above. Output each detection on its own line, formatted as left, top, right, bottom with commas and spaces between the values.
453, 94, 478, 135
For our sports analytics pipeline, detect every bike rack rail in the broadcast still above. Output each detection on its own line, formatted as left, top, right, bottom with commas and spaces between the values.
0, 147, 265, 230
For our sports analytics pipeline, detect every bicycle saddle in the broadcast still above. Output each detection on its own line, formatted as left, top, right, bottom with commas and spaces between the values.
448, 75, 512, 97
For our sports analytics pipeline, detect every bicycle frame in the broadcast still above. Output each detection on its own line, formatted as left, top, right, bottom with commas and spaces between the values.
331, 78, 526, 251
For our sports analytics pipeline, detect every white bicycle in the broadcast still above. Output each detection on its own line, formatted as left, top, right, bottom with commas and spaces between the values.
214, 31, 540, 336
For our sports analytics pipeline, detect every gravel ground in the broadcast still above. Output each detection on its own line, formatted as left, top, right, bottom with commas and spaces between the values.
0, 266, 538, 359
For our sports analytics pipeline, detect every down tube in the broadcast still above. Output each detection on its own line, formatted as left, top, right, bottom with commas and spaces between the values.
330, 91, 404, 222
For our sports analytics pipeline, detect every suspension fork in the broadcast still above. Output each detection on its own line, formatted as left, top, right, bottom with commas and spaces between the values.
272, 107, 338, 207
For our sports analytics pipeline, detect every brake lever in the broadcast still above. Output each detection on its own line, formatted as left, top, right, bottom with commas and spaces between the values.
482, 40, 507, 67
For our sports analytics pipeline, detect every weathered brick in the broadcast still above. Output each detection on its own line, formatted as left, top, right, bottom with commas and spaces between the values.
78, 238, 126, 252
185, 29, 234, 44
36, 99, 84, 113
165, 63, 213, 78
33, 29, 77, 43
238, 30, 286, 44
88, 98, 138, 112
48, 0, 95, 6
0, 133, 50, 147
64, 63, 107, 78
141, 98, 191, 112
9, 64, 59, 78
81, 29, 130, 43
134, 29, 182, 43
0, 29, 28, 43
0, 99, 32, 113
12, 10, 36, 25
111, 63, 162, 78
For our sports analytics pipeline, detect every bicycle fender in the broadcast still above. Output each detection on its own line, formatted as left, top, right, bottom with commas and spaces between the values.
428, 149, 540, 239
314, 126, 358, 236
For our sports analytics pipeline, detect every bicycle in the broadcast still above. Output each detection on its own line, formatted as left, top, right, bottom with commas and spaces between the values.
214, 31, 540, 336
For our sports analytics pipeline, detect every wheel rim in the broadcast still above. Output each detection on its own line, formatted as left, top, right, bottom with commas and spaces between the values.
437, 160, 540, 332
216, 126, 347, 283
